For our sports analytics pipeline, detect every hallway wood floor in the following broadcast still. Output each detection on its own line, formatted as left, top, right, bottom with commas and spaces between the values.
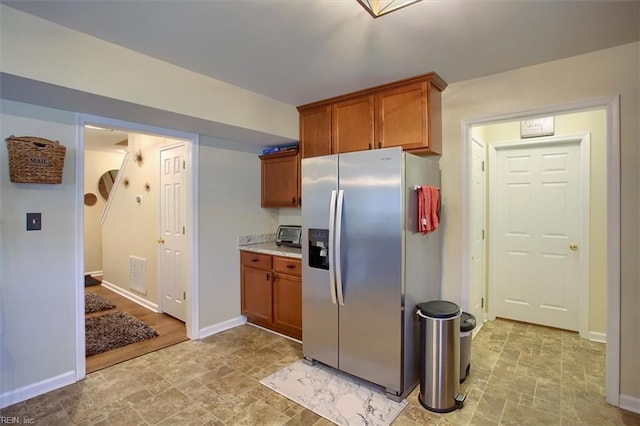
85, 284, 188, 373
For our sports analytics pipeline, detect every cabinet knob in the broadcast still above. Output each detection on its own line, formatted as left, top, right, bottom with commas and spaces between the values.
286, 264, 295, 269
378, 141, 382, 149
251, 258, 259, 263
266, 272, 270, 281
292, 197, 296, 205
368, 143, 372, 150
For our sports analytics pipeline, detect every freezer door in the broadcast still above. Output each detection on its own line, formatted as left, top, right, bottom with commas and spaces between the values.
337, 147, 404, 393
301, 154, 339, 368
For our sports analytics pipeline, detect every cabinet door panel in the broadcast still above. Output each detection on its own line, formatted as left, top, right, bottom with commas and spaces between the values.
261, 151, 299, 207
333, 95, 375, 154
241, 267, 273, 323
300, 105, 332, 159
273, 273, 302, 339
377, 82, 428, 150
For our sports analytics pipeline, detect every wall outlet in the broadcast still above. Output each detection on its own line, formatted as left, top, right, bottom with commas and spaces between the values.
26, 213, 41, 231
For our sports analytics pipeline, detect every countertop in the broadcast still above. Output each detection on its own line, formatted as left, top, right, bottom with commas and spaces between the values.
239, 242, 302, 259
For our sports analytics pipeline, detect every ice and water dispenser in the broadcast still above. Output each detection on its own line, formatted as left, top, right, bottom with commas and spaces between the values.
308, 228, 329, 269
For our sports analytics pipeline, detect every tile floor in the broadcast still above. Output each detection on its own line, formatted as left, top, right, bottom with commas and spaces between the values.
2, 318, 639, 425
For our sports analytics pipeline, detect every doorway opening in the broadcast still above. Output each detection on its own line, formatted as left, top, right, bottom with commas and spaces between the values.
76, 115, 199, 378
461, 96, 621, 405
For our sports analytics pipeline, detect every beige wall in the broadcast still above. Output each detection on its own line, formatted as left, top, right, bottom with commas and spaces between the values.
0, 100, 78, 400
83, 149, 125, 273
440, 42, 639, 399
197, 136, 278, 327
277, 208, 302, 227
473, 110, 607, 335
101, 134, 179, 303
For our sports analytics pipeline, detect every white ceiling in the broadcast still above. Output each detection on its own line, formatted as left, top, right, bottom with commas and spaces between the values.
84, 126, 129, 152
4, 0, 639, 107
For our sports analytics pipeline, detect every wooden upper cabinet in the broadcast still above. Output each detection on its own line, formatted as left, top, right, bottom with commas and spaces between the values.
260, 150, 300, 208
297, 72, 447, 157
377, 82, 429, 151
332, 95, 375, 154
300, 105, 332, 159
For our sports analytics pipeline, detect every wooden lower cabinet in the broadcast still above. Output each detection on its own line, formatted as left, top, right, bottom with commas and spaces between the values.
240, 251, 302, 340
273, 273, 302, 339
241, 264, 273, 324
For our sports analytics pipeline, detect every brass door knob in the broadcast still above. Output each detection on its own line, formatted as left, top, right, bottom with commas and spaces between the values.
569, 243, 578, 251
158, 237, 165, 244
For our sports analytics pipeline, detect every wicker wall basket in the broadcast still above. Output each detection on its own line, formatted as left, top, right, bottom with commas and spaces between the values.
5, 135, 67, 184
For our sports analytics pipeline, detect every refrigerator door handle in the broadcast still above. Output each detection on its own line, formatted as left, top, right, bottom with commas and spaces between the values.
335, 189, 345, 306
328, 189, 338, 305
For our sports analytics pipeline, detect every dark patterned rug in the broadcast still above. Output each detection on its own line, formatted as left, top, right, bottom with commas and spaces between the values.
84, 275, 102, 287
86, 311, 159, 357
85, 292, 115, 314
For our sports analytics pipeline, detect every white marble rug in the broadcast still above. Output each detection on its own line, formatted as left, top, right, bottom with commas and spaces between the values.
260, 360, 408, 426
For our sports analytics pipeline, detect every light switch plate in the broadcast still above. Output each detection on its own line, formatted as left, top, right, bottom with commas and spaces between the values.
27, 212, 41, 231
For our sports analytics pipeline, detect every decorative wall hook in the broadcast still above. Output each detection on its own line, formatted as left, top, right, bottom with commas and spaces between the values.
144, 183, 151, 192
134, 150, 143, 165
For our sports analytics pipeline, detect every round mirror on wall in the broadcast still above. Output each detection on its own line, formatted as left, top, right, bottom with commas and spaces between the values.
98, 169, 119, 200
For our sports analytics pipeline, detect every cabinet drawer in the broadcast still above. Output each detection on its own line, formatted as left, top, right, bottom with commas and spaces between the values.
240, 251, 272, 270
273, 256, 302, 276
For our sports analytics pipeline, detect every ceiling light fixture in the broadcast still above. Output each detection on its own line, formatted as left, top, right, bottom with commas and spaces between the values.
357, 0, 422, 18
85, 124, 114, 132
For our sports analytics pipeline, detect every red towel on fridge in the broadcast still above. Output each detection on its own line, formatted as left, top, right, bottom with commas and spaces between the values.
429, 185, 440, 231
418, 185, 439, 234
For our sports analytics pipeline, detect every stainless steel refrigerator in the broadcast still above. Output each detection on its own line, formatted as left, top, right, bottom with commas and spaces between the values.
301, 147, 442, 401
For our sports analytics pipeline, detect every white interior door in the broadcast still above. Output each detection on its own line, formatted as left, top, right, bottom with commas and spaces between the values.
159, 144, 187, 321
469, 138, 486, 327
489, 139, 582, 331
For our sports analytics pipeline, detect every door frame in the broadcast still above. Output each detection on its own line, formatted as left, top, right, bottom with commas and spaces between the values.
75, 114, 200, 382
486, 134, 590, 335
460, 95, 620, 406
469, 137, 487, 328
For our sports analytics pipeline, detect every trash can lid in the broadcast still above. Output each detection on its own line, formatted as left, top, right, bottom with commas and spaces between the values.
461, 312, 476, 332
417, 300, 460, 319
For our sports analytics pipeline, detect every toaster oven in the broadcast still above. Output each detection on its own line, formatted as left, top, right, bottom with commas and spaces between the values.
276, 225, 302, 248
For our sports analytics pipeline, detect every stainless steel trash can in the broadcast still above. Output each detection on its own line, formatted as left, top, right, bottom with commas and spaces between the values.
417, 301, 465, 413
460, 312, 476, 383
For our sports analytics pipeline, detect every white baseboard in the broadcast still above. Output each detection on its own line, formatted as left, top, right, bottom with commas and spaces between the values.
620, 394, 640, 414
198, 316, 247, 339
101, 280, 158, 313
588, 331, 607, 343
84, 270, 103, 277
0, 370, 76, 409
471, 320, 485, 338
